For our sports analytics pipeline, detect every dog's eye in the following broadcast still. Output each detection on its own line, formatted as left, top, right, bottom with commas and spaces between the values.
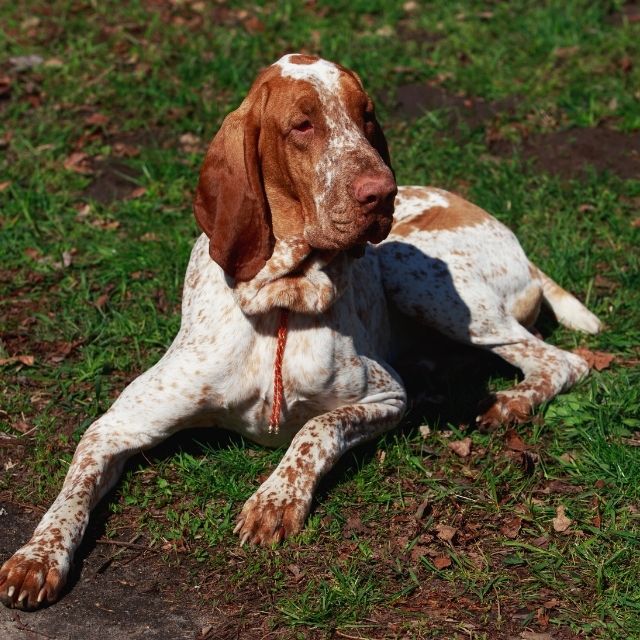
292, 120, 313, 133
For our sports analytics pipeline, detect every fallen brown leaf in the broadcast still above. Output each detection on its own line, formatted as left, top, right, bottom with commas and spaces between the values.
542, 479, 582, 495
434, 523, 457, 542
500, 515, 522, 539
64, 151, 93, 174
432, 555, 451, 570
448, 437, 472, 458
85, 112, 109, 127
414, 497, 431, 520
127, 186, 147, 200
12, 420, 31, 434
552, 505, 572, 533
342, 515, 368, 538
573, 347, 615, 371
0, 181, 11, 192
506, 429, 527, 451
112, 142, 140, 157
0, 355, 35, 366
95, 293, 110, 309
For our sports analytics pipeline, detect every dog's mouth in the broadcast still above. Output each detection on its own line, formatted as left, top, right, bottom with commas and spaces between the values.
304, 205, 394, 253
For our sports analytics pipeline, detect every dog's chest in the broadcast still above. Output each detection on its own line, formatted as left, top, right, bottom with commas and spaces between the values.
219, 310, 368, 443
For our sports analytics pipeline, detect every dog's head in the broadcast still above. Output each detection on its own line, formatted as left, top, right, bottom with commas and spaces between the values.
194, 54, 396, 282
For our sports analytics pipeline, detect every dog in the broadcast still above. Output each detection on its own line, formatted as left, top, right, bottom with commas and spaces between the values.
0, 54, 601, 609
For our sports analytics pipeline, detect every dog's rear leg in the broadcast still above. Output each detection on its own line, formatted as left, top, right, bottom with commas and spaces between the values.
474, 323, 589, 428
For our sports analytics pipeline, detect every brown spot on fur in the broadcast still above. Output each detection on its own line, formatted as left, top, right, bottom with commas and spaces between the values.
511, 282, 543, 328
392, 195, 489, 236
288, 54, 320, 65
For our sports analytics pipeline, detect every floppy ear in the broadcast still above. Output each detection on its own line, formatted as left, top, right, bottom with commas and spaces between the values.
193, 92, 273, 282
366, 104, 393, 171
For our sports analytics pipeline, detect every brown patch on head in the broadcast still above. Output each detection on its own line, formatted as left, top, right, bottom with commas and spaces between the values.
287, 54, 320, 65
392, 192, 490, 236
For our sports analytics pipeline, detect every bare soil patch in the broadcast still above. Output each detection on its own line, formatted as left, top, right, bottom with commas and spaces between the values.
490, 127, 640, 180
391, 82, 519, 129
82, 158, 142, 204
0, 502, 204, 640
608, 0, 640, 26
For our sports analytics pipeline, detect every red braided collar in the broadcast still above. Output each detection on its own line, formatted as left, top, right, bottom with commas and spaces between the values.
268, 309, 289, 434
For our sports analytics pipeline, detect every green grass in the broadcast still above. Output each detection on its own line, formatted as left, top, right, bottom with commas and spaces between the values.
1, 1, 639, 638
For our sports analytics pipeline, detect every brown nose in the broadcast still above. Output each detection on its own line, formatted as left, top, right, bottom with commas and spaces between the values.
352, 172, 397, 212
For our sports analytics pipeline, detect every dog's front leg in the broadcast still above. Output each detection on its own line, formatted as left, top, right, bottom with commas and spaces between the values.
234, 360, 406, 545
0, 353, 214, 610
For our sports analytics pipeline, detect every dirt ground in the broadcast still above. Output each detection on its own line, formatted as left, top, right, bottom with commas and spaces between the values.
0, 502, 207, 640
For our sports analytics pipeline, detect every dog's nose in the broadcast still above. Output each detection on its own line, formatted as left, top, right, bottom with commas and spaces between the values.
352, 173, 397, 212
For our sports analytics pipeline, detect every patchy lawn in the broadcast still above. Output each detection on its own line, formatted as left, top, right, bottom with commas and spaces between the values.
1, 1, 639, 639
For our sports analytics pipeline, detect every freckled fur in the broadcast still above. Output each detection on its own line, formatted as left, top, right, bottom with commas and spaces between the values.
0, 56, 601, 610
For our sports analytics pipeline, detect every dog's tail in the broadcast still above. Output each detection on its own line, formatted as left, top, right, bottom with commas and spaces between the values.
531, 264, 602, 334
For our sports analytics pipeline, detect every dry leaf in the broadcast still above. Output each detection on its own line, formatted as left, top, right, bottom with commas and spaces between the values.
500, 516, 522, 539
506, 430, 527, 451
572, 348, 615, 371
434, 523, 457, 542
433, 555, 451, 570
127, 186, 147, 199
95, 293, 110, 309
243, 15, 265, 34
85, 112, 109, 126
448, 437, 472, 458
0, 181, 11, 192
418, 424, 431, 439
414, 497, 431, 520
13, 420, 31, 434
553, 45, 579, 58
179, 132, 201, 153
0, 355, 35, 366
64, 151, 93, 174
520, 632, 554, 640
92, 218, 120, 230
112, 142, 140, 157
140, 232, 159, 241
542, 479, 582, 495
552, 505, 572, 533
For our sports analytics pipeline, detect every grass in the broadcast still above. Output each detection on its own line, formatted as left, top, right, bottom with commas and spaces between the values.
1, 1, 639, 638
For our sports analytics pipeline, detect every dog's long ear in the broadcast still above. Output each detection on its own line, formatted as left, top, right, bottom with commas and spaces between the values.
194, 89, 273, 282
365, 100, 393, 171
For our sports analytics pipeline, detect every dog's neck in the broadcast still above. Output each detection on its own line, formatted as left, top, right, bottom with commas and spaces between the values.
230, 237, 351, 315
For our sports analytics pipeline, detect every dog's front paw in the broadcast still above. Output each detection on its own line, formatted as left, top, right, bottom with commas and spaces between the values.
476, 393, 532, 429
0, 550, 67, 610
234, 487, 311, 546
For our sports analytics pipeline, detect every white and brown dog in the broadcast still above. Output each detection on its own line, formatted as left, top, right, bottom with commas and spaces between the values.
0, 54, 600, 609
